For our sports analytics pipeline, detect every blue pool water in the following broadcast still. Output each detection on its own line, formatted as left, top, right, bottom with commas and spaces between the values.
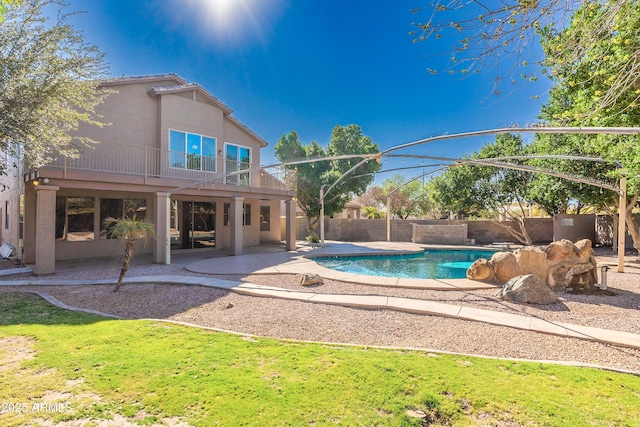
312, 249, 497, 279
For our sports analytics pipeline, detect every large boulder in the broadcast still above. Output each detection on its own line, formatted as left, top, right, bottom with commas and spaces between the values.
466, 258, 495, 282
566, 263, 598, 293
574, 239, 595, 261
296, 273, 323, 286
545, 239, 598, 291
514, 246, 547, 283
547, 262, 574, 289
545, 239, 578, 263
496, 274, 561, 305
466, 239, 601, 294
491, 251, 520, 284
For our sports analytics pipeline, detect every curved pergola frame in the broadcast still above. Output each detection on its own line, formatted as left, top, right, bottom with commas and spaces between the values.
318, 127, 640, 272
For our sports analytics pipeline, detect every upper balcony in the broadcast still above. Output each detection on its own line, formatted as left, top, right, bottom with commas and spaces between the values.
29, 139, 295, 193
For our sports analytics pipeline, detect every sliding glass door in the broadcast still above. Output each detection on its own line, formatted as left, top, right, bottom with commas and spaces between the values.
170, 201, 216, 250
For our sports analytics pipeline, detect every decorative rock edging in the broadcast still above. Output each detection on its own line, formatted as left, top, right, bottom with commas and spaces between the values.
22, 291, 121, 319
0, 266, 32, 277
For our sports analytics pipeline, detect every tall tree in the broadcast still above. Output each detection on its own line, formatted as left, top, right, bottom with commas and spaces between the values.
0, 0, 109, 174
381, 175, 420, 219
0, 0, 20, 21
427, 166, 477, 220
419, 182, 446, 219
428, 134, 535, 244
472, 134, 535, 244
356, 185, 386, 211
275, 125, 381, 235
526, 133, 617, 216
535, 0, 640, 251
410, 0, 635, 110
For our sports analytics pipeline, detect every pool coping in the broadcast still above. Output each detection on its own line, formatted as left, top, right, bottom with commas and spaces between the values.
186, 241, 501, 291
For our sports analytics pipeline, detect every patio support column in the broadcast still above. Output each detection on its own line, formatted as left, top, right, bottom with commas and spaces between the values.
230, 196, 244, 255
154, 192, 171, 265
386, 195, 391, 242
34, 185, 59, 275
285, 199, 296, 251
23, 183, 37, 264
320, 186, 325, 247
618, 177, 627, 273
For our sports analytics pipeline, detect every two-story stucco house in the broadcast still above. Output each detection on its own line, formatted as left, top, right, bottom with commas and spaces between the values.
0, 74, 297, 274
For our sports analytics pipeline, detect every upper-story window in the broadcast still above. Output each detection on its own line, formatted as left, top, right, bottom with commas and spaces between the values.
225, 143, 251, 186
169, 130, 216, 172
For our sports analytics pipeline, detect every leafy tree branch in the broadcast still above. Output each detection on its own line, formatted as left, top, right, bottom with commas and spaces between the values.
0, 0, 109, 175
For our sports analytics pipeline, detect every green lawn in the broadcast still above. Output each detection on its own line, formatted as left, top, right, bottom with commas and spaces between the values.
1, 292, 639, 427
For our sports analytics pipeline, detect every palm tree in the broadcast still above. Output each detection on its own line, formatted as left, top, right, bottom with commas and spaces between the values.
104, 215, 155, 292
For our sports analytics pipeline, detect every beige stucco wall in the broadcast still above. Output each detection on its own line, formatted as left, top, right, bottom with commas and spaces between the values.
54, 75, 273, 190
215, 197, 262, 248
242, 197, 261, 246
78, 79, 166, 149
94, 80, 264, 182
260, 199, 282, 242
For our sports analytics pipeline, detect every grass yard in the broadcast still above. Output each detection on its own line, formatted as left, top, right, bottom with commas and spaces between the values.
1, 292, 640, 426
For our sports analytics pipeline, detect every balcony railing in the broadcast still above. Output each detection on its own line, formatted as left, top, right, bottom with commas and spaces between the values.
40, 140, 295, 192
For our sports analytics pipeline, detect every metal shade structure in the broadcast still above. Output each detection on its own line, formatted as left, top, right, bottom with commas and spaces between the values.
318, 126, 639, 272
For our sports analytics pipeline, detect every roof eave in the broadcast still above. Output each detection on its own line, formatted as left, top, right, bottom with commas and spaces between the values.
146, 84, 233, 115
99, 73, 188, 87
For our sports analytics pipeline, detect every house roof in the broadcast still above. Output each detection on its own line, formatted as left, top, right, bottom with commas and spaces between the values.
147, 84, 233, 115
100, 74, 268, 148
100, 73, 188, 87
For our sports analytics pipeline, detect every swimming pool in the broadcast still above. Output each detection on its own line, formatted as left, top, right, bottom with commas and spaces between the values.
311, 249, 497, 279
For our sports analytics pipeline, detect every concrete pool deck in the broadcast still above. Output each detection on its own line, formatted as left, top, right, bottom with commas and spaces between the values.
186, 241, 500, 290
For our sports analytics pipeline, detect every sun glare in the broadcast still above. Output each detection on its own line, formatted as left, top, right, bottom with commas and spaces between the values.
205, 0, 237, 21
175, 0, 279, 45
189, 0, 252, 29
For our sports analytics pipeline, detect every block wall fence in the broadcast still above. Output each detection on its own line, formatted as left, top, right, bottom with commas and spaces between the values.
282, 214, 634, 247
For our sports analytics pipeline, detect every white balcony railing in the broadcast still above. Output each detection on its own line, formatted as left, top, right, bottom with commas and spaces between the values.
40, 140, 295, 192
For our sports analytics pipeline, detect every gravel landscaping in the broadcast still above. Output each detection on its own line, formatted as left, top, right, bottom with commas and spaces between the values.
1, 247, 640, 374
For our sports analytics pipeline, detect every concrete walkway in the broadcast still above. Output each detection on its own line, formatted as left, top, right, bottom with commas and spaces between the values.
3, 273, 640, 351
3, 241, 640, 351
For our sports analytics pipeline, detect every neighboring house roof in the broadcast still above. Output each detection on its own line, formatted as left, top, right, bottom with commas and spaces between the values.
100, 73, 268, 148
345, 201, 362, 209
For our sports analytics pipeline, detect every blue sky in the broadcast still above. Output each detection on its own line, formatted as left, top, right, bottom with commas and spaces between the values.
65, 0, 550, 182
